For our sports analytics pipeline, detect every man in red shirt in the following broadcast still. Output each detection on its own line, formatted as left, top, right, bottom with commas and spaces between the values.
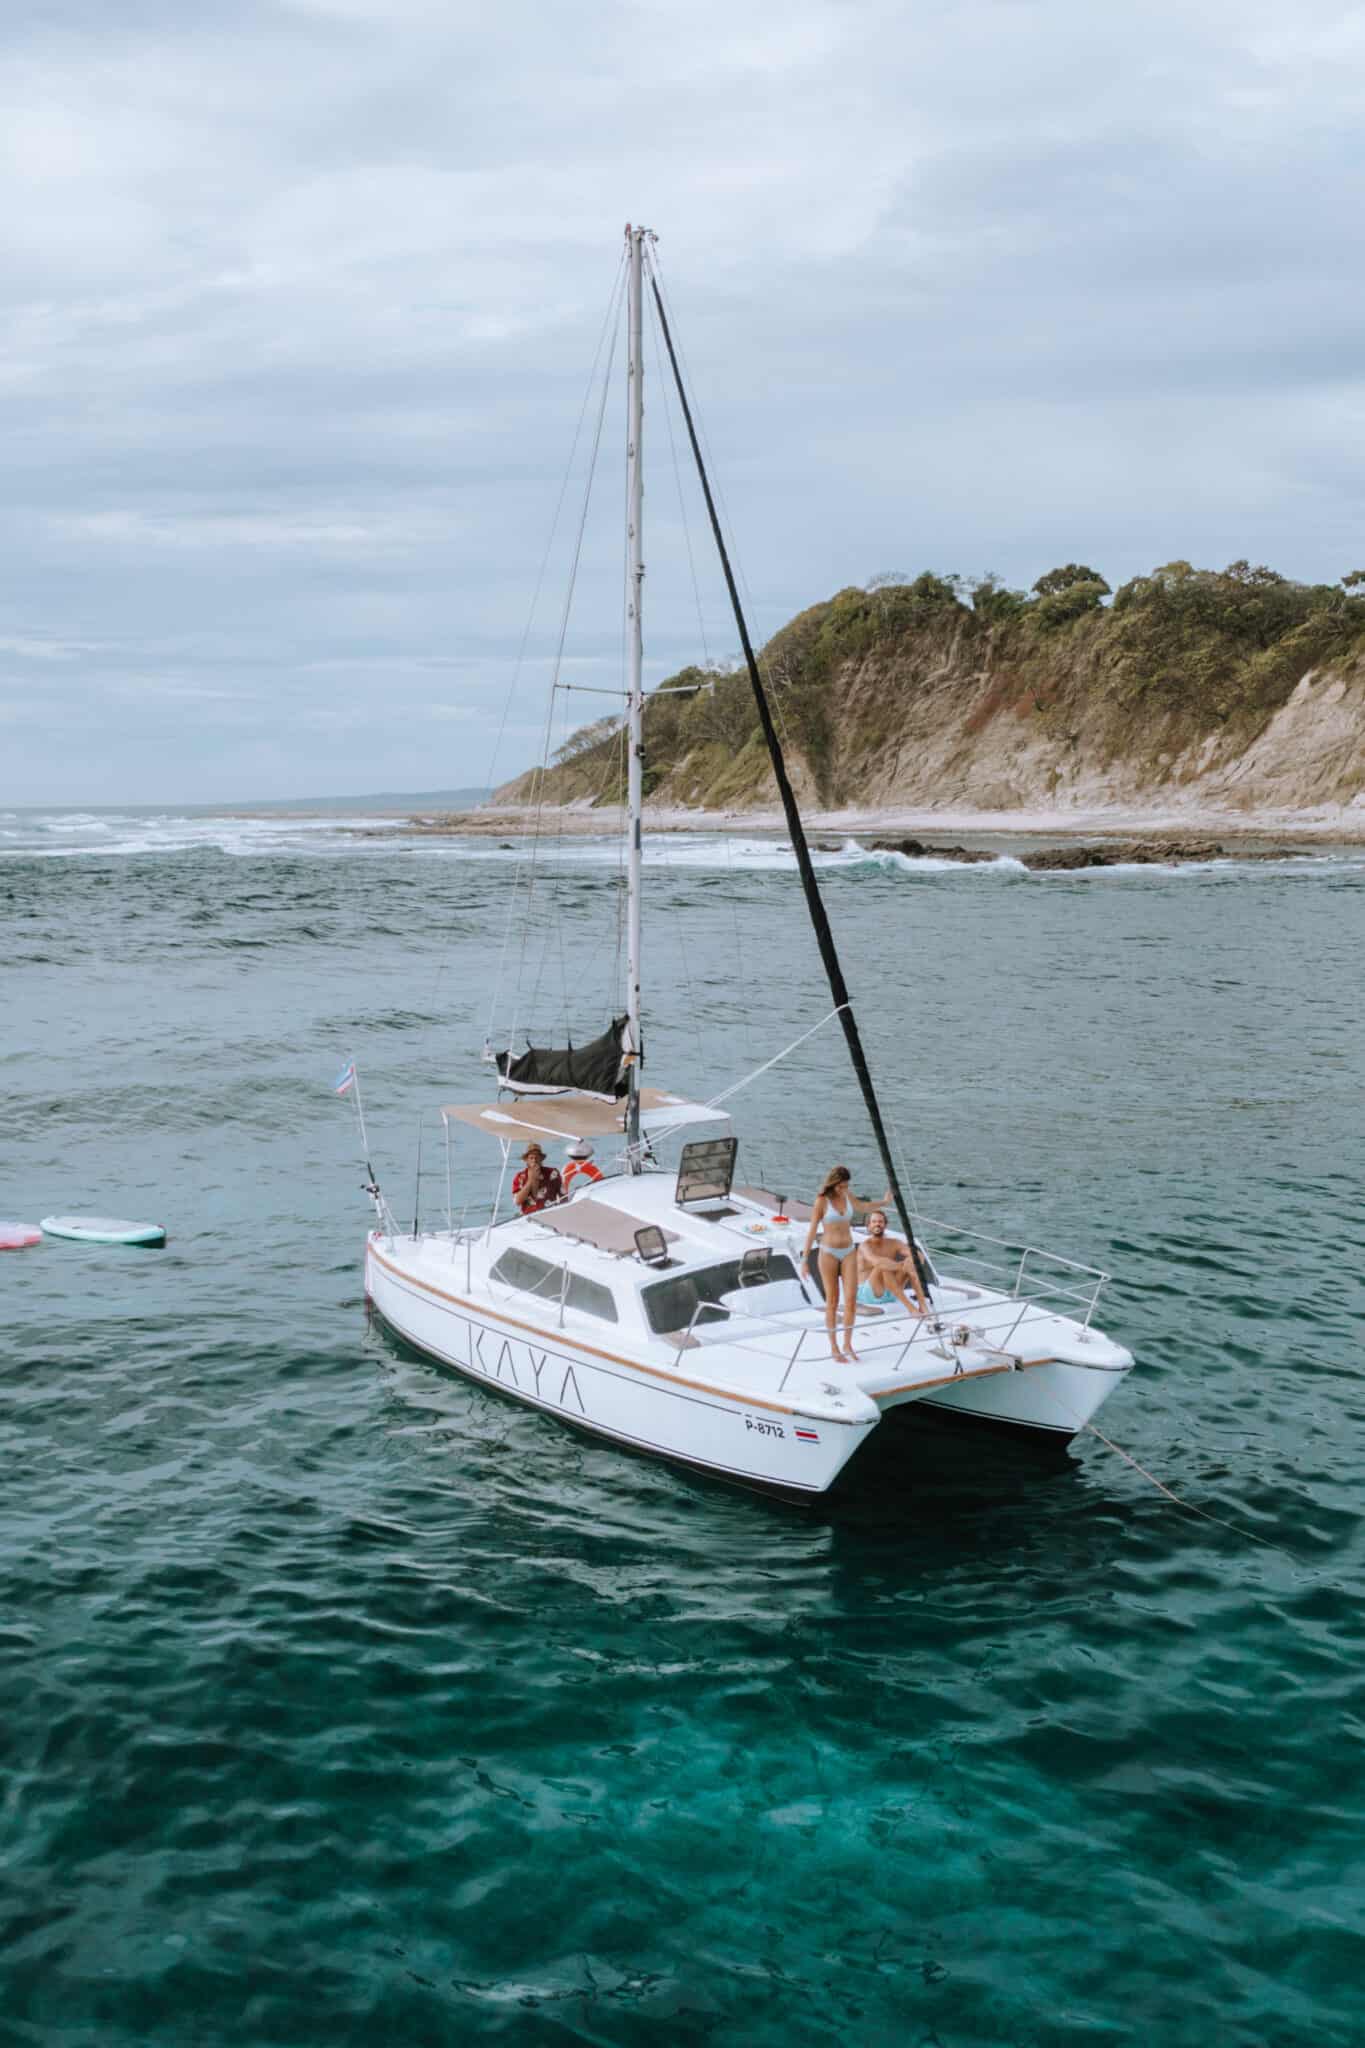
562, 1140, 604, 1197
512, 1142, 562, 1214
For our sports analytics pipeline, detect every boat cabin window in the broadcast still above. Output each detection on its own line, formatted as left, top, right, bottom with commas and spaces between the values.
642, 1254, 799, 1335
490, 1248, 619, 1324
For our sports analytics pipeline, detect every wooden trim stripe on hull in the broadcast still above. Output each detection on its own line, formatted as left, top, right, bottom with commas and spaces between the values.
367, 1236, 1066, 1417
366, 1295, 836, 1500
368, 1237, 806, 1418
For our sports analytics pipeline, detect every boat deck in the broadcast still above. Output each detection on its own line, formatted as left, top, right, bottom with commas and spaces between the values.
374, 1168, 1131, 1430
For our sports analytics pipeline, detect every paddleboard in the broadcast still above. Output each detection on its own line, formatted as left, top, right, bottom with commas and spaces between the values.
0, 1222, 42, 1250
41, 1216, 167, 1247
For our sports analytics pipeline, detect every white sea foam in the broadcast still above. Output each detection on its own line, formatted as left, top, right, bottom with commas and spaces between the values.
0, 810, 401, 859
3, 807, 1363, 879
833, 838, 1028, 875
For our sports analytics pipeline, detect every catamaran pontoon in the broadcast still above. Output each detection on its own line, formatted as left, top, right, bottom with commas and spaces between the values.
361, 227, 1134, 1497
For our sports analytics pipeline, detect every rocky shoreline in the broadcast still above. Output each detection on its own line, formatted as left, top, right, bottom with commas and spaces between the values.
351, 807, 1336, 865
856, 835, 1304, 870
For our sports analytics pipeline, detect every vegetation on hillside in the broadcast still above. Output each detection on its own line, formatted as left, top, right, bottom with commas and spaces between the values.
496, 560, 1365, 811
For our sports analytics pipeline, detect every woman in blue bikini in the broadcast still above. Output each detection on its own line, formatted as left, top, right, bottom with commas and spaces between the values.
799, 1164, 889, 1363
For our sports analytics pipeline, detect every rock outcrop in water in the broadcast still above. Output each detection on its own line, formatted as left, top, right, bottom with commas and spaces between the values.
867, 835, 1295, 869
1016, 838, 1232, 871
867, 837, 997, 864
496, 560, 1365, 820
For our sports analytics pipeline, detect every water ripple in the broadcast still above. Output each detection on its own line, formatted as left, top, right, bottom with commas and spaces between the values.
2, 839, 1363, 2045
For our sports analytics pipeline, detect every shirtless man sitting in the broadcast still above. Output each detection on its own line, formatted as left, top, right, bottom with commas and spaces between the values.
857, 1210, 930, 1315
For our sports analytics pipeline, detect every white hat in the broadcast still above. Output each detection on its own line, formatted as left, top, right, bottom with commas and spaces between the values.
566, 1139, 594, 1160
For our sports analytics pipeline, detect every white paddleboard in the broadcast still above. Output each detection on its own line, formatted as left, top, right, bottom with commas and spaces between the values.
41, 1215, 167, 1247
0, 1222, 42, 1250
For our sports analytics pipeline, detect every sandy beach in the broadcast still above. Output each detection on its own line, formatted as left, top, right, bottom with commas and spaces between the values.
387, 798, 1365, 846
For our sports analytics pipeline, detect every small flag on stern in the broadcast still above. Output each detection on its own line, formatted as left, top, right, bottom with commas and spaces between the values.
794, 1427, 819, 1444
334, 1061, 357, 1096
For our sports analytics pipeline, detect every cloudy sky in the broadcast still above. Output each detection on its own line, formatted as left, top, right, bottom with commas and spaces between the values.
3, 0, 1363, 804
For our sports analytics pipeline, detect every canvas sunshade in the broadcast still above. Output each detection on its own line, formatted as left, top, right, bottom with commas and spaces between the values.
441, 1089, 727, 1146
530, 1198, 679, 1257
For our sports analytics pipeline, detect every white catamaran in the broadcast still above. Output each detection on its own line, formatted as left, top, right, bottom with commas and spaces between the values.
361, 226, 1134, 1499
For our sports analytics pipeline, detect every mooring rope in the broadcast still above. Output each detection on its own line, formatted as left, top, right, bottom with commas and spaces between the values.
1080, 1419, 1295, 1559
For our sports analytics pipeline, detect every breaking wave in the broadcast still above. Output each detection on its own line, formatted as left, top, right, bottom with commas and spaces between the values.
3, 809, 1362, 881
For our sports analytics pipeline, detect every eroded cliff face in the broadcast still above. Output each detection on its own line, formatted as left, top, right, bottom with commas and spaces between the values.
809, 642, 1365, 816
1192, 664, 1365, 810
496, 573, 1365, 818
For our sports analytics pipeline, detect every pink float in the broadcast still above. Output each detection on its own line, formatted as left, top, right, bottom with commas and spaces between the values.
0, 1222, 42, 1250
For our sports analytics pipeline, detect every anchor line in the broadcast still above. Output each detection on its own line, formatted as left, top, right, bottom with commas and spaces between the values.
1081, 1421, 1295, 1560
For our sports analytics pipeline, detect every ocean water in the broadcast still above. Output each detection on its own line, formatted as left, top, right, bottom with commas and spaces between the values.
3, 807, 1363, 2047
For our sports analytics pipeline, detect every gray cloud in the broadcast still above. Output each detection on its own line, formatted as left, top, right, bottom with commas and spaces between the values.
1, 0, 1362, 800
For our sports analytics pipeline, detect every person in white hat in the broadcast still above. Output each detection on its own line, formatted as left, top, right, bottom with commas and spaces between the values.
562, 1139, 603, 1197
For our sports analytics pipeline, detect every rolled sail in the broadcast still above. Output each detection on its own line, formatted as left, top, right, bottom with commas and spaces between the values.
494, 1015, 632, 1100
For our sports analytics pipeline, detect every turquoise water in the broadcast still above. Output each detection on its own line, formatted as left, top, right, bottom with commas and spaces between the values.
3, 811, 1363, 2045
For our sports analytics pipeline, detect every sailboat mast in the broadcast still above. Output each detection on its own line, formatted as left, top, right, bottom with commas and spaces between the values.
624, 224, 646, 1165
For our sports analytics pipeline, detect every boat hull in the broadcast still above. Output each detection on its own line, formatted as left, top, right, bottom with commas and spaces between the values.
915, 1350, 1127, 1442
365, 1236, 873, 1498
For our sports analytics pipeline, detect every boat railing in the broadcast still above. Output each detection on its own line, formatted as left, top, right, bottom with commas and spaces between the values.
913, 1211, 1109, 1327
785, 1280, 1073, 1392
673, 1248, 1109, 1398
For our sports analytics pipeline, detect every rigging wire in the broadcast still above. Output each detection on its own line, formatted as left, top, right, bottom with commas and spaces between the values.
485, 254, 626, 1047
612, 296, 632, 1015
702, 1004, 847, 1110
645, 253, 798, 777
886, 1107, 927, 1221
482, 245, 627, 813
640, 289, 712, 1093
645, 274, 713, 674
644, 249, 841, 1179
642, 272, 768, 1122
609, 719, 628, 1000
648, 247, 757, 616
500, 268, 625, 1065
543, 645, 576, 1045
648, 256, 807, 787
644, 244, 932, 1299
525, 705, 629, 1037
647, 254, 822, 1181
646, 247, 886, 1184
470, 246, 626, 1040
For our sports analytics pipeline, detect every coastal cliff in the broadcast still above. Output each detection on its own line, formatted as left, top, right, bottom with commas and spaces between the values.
495, 561, 1365, 819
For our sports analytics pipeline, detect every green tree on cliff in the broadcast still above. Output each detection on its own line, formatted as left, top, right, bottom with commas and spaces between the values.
1031, 563, 1111, 630
969, 572, 1028, 621
1032, 564, 1111, 598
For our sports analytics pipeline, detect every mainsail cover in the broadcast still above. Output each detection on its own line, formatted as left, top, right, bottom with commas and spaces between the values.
495, 1016, 630, 1100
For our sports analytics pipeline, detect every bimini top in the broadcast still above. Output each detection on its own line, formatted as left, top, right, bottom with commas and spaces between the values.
442, 1089, 727, 1146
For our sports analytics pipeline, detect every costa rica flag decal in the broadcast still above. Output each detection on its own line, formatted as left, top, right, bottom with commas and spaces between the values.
794, 1427, 819, 1443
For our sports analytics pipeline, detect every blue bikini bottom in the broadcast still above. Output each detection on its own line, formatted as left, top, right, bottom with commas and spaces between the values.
821, 1242, 857, 1262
